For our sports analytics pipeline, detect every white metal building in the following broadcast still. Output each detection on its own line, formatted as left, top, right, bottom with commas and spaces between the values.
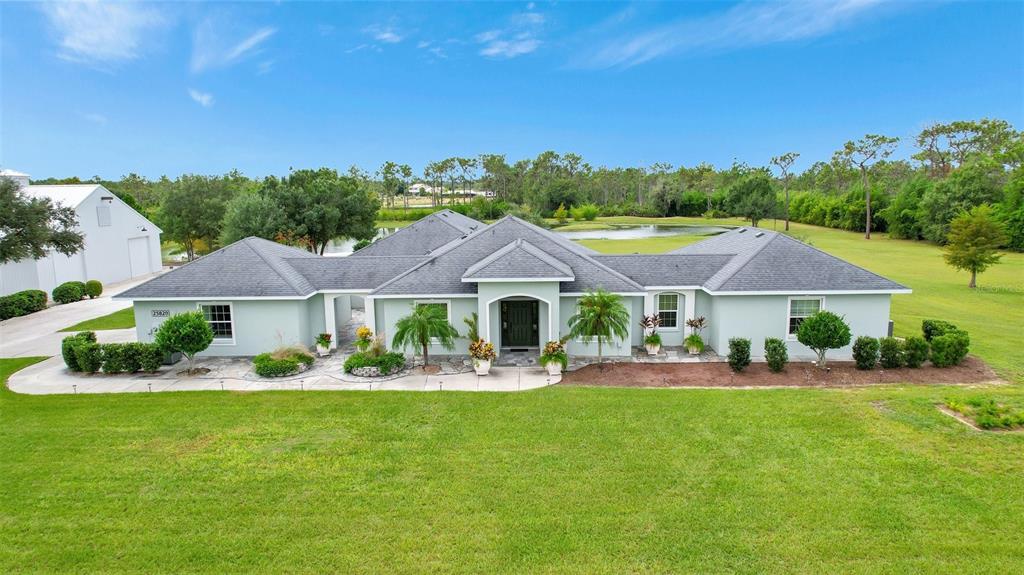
0, 171, 163, 296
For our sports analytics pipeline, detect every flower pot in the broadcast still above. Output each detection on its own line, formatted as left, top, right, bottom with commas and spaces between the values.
645, 343, 661, 356
545, 361, 562, 376
316, 344, 330, 357
473, 358, 491, 376
687, 345, 701, 356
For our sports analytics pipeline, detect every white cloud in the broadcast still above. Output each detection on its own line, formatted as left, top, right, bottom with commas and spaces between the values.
364, 24, 403, 44
428, 46, 447, 59
475, 8, 546, 59
577, 0, 889, 69
417, 40, 431, 49
479, 34, 541, 58
191, 21, 276, 73
40, 1, 164, 65
188, 89, 214, 108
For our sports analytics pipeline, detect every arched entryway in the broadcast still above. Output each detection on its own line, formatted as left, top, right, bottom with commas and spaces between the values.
500, 298, 540, 350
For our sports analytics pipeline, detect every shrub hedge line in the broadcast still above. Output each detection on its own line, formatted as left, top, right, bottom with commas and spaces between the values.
0, 289, 47, 320
343, 351, 406, 375
61, 331, 163, 373
253, 351, 315, 377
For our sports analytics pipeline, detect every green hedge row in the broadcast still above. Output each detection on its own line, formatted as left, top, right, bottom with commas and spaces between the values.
61, 332, 163, 373
252, 351, 315, 377
0, 289, 47, 320
343, 351, 406, 375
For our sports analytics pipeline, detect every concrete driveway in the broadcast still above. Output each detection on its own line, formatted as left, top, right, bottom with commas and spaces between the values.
0, 273, 160, 358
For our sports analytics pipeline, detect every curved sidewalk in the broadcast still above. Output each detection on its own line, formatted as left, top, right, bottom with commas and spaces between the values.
7, 355, 561, 395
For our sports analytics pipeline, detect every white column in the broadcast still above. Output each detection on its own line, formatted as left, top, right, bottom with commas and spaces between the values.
323, 295, 337, 349
683, 290, 696, 337
365, 296, 376, 340
643, 292, 655, 317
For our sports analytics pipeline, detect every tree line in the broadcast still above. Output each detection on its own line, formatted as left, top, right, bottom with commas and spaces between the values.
28, 117, 1022, 258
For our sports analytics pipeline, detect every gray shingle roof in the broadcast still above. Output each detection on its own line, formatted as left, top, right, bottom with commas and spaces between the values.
463, 239, 575, 281
671, 227, 908, 292
288, 256, 428, 290
350, 210, 482, 257
116, 237, 318, 298
372, 216, 644, 295
593, 254, 733, 287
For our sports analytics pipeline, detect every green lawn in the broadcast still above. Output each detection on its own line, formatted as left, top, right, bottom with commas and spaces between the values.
576, 217, 1024, 383
0, 357, 1021, 573
58, 307, 136, 332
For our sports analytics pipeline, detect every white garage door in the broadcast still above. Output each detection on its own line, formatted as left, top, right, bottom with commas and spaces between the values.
128, 237, 151, 278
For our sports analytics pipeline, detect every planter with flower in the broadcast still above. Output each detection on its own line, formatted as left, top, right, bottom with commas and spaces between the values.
315, 333, 332, 356
539, 340, 568, 376
685, 316, 708, 355
355, 326, 373, 352
469, 339, 496, 375
639, 313, 662, 355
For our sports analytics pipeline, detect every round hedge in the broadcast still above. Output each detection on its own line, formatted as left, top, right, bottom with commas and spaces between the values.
52, 282, 84, 304
84, 280, 103, 299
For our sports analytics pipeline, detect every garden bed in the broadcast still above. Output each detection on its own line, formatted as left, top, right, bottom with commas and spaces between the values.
561, 355, 1000, 388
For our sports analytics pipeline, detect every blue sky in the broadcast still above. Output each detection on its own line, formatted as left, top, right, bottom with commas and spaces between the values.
2, 1, 1022, 180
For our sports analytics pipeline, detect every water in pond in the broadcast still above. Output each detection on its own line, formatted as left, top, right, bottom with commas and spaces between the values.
322, 224, 730, 255
554, 224, 731, 241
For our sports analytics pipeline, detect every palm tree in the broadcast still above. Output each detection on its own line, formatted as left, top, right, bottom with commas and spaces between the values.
567, 289, 630, 367
392, 304, 459, 368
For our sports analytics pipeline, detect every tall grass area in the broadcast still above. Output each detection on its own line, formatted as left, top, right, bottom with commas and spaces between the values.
577, 217, 1024, 382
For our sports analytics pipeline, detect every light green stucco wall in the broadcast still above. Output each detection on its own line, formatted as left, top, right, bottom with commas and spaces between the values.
708, 293, 892, 360
695, 290, 715, 350
133, 299, 319, 357
374, 297, 478, 355
476, 281, 561, 349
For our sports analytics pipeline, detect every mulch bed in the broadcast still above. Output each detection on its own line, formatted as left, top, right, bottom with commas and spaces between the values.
560, 356, 1001, 388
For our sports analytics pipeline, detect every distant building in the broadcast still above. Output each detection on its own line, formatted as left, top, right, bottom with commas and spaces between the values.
406, 183, 494, 198
0, 170, 163, 296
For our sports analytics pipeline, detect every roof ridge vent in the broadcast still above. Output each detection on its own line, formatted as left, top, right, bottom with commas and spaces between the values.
755, 231, 765, 237
737, 228, 747, 233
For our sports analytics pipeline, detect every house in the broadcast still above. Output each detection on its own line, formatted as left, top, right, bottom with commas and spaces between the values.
117, 210, 909, 360
1, 171, 163, 296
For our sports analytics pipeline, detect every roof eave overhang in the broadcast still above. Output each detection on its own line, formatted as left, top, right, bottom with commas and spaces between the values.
461, 276, 574, 283
704, 288, 912, 296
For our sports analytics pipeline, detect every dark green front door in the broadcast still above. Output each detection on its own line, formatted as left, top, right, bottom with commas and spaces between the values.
501, 300, 539, 348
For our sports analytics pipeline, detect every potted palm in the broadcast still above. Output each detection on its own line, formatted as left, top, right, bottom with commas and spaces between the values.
315, 333, 332, 356
540, 340, 568, 376
685, 316, 708, 356
639, 313, 661, 355
469, 339, 496, 375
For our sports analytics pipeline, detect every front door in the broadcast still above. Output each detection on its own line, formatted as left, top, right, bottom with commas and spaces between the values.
501, 300, 539, 348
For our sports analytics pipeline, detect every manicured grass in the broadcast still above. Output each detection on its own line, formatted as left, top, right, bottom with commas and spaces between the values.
58, 307, 136, 332
1, 355, 1022, 572
577, 217, 1024, 382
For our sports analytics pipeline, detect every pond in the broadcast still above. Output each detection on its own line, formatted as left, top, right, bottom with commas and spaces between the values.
553, 224, 731, 241
322, 224, 732, 255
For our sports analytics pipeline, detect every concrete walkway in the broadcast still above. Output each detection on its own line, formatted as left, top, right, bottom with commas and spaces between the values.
0, 273, 162, 358
8, 355, 560, 395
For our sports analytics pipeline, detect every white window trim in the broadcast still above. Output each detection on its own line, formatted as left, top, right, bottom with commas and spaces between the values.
655, 292, 681, 332
786, 296, 825, 340
414, 299, 451, 344
197, 302, 236, 346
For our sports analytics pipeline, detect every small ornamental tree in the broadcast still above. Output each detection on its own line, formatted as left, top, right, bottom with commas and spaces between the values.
392, 303, 459, 368
567, 289, 630, 368
154, 311, 214, 374
943, 204, 1006, 288
796, 310, 852, 368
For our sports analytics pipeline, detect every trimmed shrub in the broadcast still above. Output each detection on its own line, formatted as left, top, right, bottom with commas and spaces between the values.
727, 338, 751, 372
61, 331, 96, 371
878, 337, 905, 369
931, 330, 970, 368
73, 340, 103, 373
904, 336, 929, 368
154, 311, 214, 373
253, 347, 315, 378
343, 351, 406, 375
136, 343, 165, 372
796, 310, 852, 368
0, 289, 48, 320
852, 336, 880, 370
764, 337, 788, 373
100, 343, 133, 373
84, 280, 103, 299
52, 282, 84, 304
922, 319, 958, 342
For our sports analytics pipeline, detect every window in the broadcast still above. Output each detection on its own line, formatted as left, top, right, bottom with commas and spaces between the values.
656, 293, 679, 329
788, 298, 822, 336
96, 205, 112, 227
200, 303, 234, 342
414, 300, 450, 342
